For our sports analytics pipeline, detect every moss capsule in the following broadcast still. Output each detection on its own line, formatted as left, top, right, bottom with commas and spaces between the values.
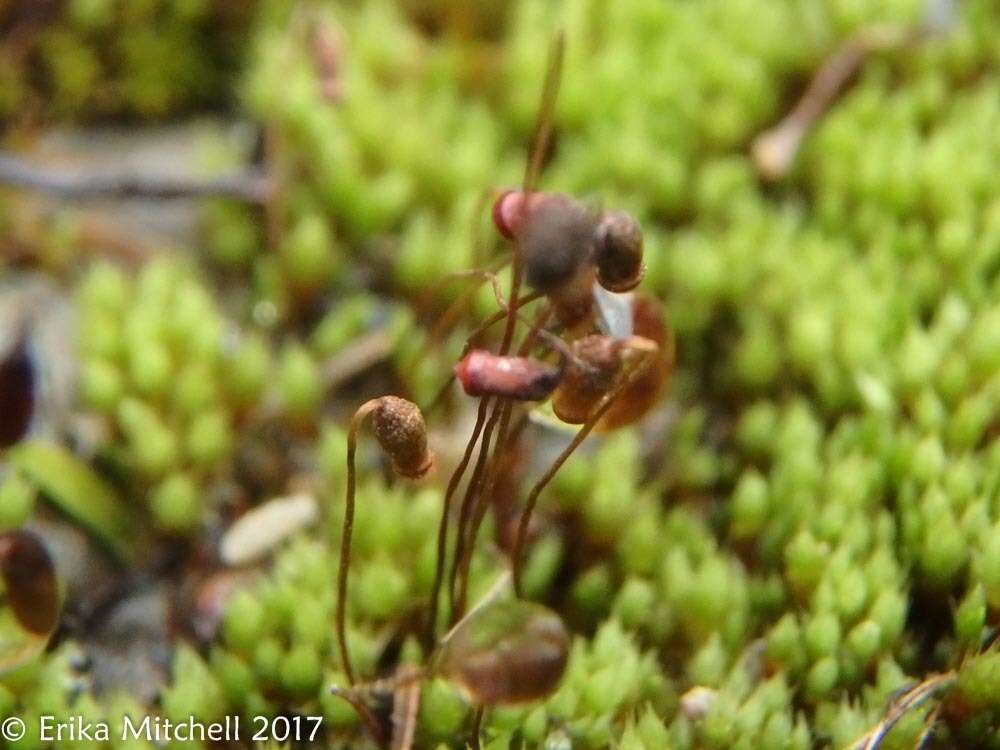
594, 210, 644, 293
0, 530, 59, 674
454, 351, 563, 402
434, 600, 569, 706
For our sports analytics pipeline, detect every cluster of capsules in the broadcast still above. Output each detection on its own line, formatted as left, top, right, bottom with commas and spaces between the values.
333, 35, 673, 748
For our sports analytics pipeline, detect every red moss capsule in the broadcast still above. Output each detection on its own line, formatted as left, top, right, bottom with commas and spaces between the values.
454, 350, 563, 402
435, 600, 569, 705
594, 209, 644, 293
370, 396, 434, 479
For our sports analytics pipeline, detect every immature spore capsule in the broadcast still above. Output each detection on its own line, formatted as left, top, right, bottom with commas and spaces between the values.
0, 530, 59, 674
454, 350, 563, 402
370, 396, 434, 479
594, 209, 644, 293
435, 599, 569, 705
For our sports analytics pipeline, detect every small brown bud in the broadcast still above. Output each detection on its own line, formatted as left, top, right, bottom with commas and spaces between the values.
371, 396, 434, 479
594, 209, 644, 293
436, 600, 569, 705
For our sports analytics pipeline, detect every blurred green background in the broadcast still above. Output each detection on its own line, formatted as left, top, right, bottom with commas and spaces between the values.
3, 0, 1000, 748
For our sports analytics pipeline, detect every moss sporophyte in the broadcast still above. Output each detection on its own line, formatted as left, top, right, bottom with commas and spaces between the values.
330, 32, 673, 746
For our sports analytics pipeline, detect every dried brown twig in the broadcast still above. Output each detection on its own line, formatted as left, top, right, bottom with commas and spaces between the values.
845, 672, 956, 750
752, 0, 957, 180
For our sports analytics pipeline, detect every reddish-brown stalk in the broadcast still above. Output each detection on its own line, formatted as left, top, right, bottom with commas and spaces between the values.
454, 36, 566, 612
335, 399, 380, 686
336, 397, 432, 686
511, 349, 658, 595
447, 404, 503, 623
452, 305, 553, 619
425, 395, 492, 646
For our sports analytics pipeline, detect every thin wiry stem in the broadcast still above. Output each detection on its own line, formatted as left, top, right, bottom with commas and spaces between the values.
448, 404, 503, 624
498, 31, 564, 359
751, 23, 917, 181
512, 350, 657, 596
454, 304, 553, 615
335, 399, 380, 687
425, 396, 492, 646
470, 706, 486, 750
390, 665, 422, 750
329, 685, 389, 748
425, 257, 511, 353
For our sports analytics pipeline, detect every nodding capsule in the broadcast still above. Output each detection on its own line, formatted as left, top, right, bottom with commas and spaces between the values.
551, 335, 628, 425
435, 600, 569, 706
596, 295, 673, 432
0, 530, 59, 637
454, 351, 563, 402
594, 209, 644, 293
370, 396, 434, 479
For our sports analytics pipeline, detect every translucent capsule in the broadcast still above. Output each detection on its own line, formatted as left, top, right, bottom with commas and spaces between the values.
434, 599, 569, 705
551, 335, 627, 425
596, 295, 673, 432
0, 530, 59, 674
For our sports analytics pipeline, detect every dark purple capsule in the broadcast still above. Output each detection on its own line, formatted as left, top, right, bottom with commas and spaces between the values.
0, 342, 35, 450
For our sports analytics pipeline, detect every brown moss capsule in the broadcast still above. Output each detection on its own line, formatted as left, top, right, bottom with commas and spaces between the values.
551, 335, 628, 425
370, 396, 434, 480
454, 350, 563, 402
0, 530, 59, 673
434, 599, 569, 705
596, 295, 673, 432
594, 209, 644, 293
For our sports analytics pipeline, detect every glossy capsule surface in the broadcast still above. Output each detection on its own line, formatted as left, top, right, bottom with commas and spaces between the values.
455, 350, 562, 402
435, 599, 569, 705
